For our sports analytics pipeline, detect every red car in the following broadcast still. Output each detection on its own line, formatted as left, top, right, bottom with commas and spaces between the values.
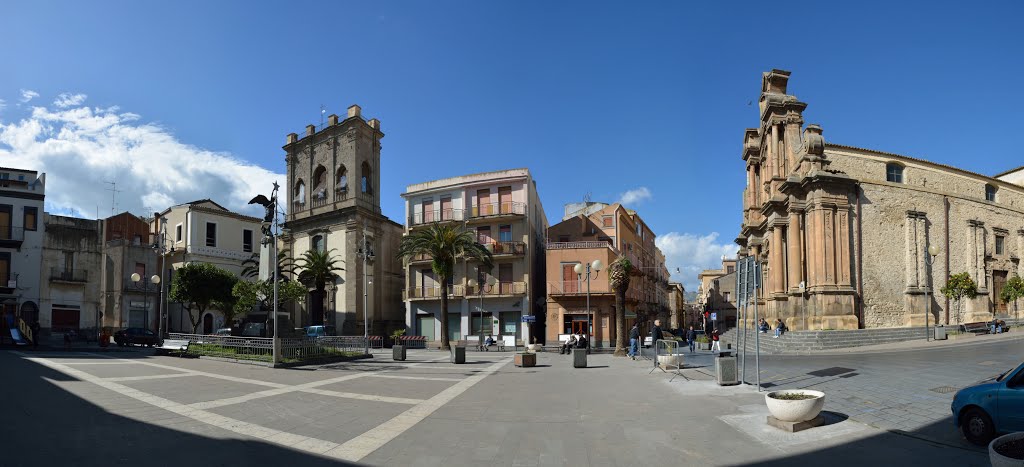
113, 328, 159, 347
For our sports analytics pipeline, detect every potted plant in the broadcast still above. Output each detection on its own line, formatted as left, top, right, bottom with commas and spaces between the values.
514, 352, 536, 367
527, 336, 540, 353
657, 351, 682, 369
391, 329, 407, 361
990, 432, 1024, 467
697, 335, 711, 350
764, 389, 826, 422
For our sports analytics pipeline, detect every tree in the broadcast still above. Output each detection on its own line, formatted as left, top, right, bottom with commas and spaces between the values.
397, 223, 493, 350
240, 248, 295, 280
940, 272, 978, 326
297, 249, 344, 326
232, 279, 307, 316
609, 256, 633, 357
999, 276, 1024, 322
169, 263, 238, 333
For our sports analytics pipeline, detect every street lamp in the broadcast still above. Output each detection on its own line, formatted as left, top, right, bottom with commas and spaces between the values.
468, 273, 496, 351
152, 218, 174, 338
574, 259, 604, 350
925, 245, 940, 341
357, 233, 375, 355
131, 272, 161, 331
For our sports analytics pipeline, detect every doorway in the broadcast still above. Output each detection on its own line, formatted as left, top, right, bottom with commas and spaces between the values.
417, 315, 435, 341
993, 270, 1008, 314
203, 313, 214, 334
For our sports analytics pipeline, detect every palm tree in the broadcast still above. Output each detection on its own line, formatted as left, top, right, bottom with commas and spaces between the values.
398, 223, 493, 350
241, 248, 295, 280
609, 256, 633, 357
297, 249, 344, 325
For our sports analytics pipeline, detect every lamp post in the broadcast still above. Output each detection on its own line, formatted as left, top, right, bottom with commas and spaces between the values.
131, 272, 161, 331
357, 232, 375, 355
574, 259, 604, 350
468, 273, 496, 351
925, 245, 940, 341
152, 217, 174, 338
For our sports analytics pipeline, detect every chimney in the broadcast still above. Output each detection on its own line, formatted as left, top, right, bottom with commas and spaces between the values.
306, 124, 316, 136
368, 118, 380, 130
348, 105, 361, 118
286, 133, 298, 144
327, 114, 339, 126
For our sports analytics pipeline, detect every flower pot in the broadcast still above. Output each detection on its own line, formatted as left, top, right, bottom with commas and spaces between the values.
527, 343, 540, 353
990, 432, 1024, 467
515, 353, 536, 367
765, 390, 826, 422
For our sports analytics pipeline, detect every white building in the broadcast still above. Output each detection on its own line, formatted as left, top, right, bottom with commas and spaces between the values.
0, 167, 45, 331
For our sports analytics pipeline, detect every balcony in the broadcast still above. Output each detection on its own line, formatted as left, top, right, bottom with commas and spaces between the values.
547, 278, 612, 296
546, 241, 613, 251
50, 268, 88, 283
408, 253, 433, 264
465, 281, 526, 296
404, 285, 466, 300
0, 225, 25, 248
409, 209, 465, 227
487, 241, 525, 256
467, 202, 525, 221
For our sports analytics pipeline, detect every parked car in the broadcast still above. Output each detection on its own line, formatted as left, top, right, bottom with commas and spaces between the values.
644, 331, 683, 348
113, 328, 159, 347
213, 328, 233, 336
305, 325, 337, 338
951, 361, 1024, 445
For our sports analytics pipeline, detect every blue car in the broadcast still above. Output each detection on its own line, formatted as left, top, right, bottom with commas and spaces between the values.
951, 361, 1024, 445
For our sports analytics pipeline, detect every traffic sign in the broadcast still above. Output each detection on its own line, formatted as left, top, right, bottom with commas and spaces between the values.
521, 315, 536, 322
711, 312, 718, 321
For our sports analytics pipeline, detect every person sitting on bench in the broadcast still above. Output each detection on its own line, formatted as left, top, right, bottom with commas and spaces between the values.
484, 335, 495, 350
576, 334, 588, 350
560, 334, 577, 354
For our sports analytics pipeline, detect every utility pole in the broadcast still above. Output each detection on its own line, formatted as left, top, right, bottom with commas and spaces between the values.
105, 181, 121, 216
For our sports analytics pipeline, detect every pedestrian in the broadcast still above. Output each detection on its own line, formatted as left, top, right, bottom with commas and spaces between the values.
577, 333, 588, 350
774, 319, 786, 338
758, 318, 769, 333
30, 321, 41, 348
63, 330, 72, 350
560, 334, 577, 354
686, 325, 696, 353
650, 319, 663, 347
628, 323, 639, 360
710, 328, 721, 352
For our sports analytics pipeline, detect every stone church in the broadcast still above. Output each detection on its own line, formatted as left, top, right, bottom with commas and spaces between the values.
737, 70, 1024, 330
282, 105, 405, 335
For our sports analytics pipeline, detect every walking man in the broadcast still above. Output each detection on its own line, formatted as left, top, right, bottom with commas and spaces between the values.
628, 323, 639, 360
686, 325, 696, 353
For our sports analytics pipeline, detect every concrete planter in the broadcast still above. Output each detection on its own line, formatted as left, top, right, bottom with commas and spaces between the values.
392, 345, 406, 361
514, 353, 536, 367
572, 348, 587, 368
450, 346, 466, 364
765, 390, 826, 422
657, 354, 681, 369
934, 326, 947, 340
527, 343, 541, 353
990, 432, 1024, 467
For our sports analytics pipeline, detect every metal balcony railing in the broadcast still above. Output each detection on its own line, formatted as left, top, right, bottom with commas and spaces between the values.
546, 241, 614, 250
409, 209, 465, 226
334, 188, 349, 202
466, 281, 526, 296
404, 285, 466, 300
546, 279, 612, 296
487, 241, 525, 255
467, 202, 526, 219
50, 268, 88, 282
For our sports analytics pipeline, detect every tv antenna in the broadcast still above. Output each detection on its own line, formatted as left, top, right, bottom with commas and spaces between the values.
105, 181, 121, 216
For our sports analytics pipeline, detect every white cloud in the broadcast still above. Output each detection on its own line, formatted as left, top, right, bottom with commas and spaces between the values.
20, 89, 39, 103
617, 186, 652, 206
656, 231, 739, 291
0, 98, 282, 219
53, 92, 87, 108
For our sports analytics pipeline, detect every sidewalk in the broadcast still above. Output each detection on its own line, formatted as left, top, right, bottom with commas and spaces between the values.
764, 327, 1024, 356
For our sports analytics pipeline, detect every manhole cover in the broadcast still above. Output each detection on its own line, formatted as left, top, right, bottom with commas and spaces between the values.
930, 386, 958, 394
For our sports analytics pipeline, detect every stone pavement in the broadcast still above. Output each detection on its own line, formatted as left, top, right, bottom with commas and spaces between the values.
1, 344, 998, 466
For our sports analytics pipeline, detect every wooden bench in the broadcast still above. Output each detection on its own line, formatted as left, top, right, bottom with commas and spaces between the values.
961, 322, 990, 334
156, 339, 191, 356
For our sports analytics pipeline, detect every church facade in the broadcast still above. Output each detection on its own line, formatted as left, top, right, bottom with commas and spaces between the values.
737, 70, 1024, 330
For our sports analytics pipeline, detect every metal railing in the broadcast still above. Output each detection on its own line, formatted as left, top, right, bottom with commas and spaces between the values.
410, 209, 465, 226
546, 241, 613, 250
468, 202, 525, 219
404, 285, 466, 300
50, 267, 88, 282
311, 193, 330, 208
489, 241, 525, 255
335, 188, 349, 202
0, 225, 25, 242
466, 281, 526, 296
547, 279, 612, 295
169, 333, 274, 363
279, 336, 368, 363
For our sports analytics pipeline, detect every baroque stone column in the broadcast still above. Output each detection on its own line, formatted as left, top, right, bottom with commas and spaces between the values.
787, 209, 804, 294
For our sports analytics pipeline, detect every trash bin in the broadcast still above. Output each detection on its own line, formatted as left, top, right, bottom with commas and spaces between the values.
451, 346, 466, 364
934, 325, 947, 340
393, 345, 406, 361
572, 348, 587, 368
715, 355, 738, 386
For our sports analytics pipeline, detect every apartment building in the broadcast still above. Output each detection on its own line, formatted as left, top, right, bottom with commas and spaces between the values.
101, 212, 160, 331
545, 202, 669, 346
0, 167, 44, 331
402, 168, 548, 345
39, 214, 102, 334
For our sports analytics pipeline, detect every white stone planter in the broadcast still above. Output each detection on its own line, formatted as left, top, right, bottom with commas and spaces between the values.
657, 354, 681, 369
527, 344, 540, 353
989, 432, 1024, 467
764, 390, 825, 422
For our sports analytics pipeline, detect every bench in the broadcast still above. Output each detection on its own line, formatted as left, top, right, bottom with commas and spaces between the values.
157, 339, 191, 356
961, 322, 990, 334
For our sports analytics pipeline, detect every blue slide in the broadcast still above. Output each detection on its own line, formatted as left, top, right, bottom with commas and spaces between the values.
9, 328, 29, 345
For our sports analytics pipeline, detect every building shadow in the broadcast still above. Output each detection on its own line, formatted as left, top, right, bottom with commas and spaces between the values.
0, 352, 362, 466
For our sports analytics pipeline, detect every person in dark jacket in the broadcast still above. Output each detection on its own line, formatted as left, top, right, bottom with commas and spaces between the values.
686, 326, 696, 353
30, 321, 41, 348
628, 324, 640, 360
650, 320, 663, 346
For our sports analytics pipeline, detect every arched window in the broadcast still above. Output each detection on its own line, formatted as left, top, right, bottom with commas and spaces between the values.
294, 180, 306, 204
361, 161, 372, 194
336, 165, 348, 192
312, 234, 325, 253
886, 163, 904, 183
312, 166, 327, 200
986, 184, 997, 202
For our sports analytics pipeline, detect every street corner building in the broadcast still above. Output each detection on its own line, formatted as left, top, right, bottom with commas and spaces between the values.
737, 69, 1024, 330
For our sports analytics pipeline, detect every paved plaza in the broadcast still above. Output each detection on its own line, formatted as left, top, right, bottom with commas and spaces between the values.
2, 335, 1021, 466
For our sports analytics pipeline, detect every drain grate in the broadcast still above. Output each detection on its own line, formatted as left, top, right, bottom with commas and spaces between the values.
930, 386, 958, 394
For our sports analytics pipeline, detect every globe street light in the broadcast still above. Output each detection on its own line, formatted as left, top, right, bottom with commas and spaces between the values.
468, 273, 497, 351
131, 272, 161, 331
925, 245, 940, 341
574, 259, 604, 350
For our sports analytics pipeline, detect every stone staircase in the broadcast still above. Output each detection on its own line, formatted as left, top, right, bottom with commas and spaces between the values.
719, 326, 931, 354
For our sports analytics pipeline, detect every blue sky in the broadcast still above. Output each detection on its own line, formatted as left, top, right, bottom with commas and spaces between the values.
2, 1, 1022, 289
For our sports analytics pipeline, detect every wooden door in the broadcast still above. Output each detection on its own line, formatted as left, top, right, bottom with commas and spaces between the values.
993, 270, 1008, 313
0, 206, 10, 239
477, 189, 491, 216
422, 200, 433, 223
421, 269, 437, 297
498, 186, 512, 214
440, 197, 452, 221
476, 226, 492, 245
499, 263, 513, 294
562, 264, 579, 293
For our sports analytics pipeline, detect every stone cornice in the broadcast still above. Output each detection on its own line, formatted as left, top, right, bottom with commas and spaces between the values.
993, 227, 1009, 235
968, 219, 985, 227
905, 210, 927, 219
